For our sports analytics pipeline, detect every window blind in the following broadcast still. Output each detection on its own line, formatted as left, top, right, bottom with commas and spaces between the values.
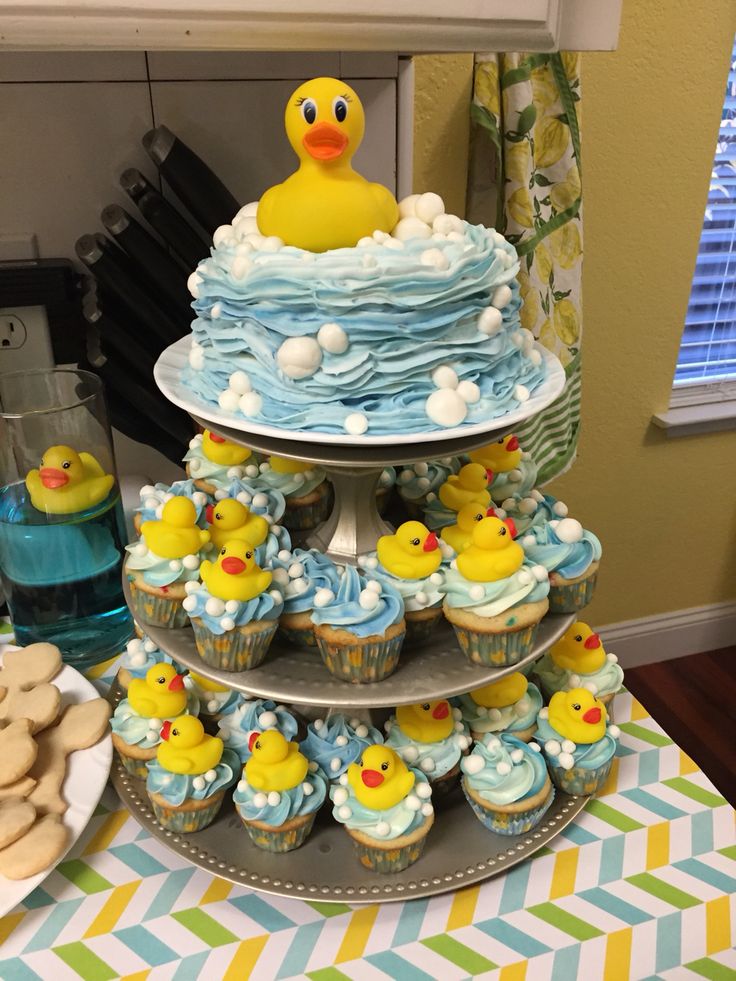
675, 35, 736, 386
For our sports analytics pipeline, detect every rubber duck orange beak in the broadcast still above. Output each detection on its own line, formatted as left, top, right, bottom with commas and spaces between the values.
582, 706, 601, 724
248, 731, 259, 752
168, 674, 185, 692
205, 504, 215, 524
432, 702, 449, 720
40, 467, 68, 489
486, 508, 496, 518
485, 469, 494, 483
209, 432, 227, 443
506, 436, 520, 451
584, 633, 601, 649
361, 769, 384, 788
222, 556, 246, 575
423, 531, 439, 552
505, 518, 517, 539
160, 720, 172, 741
303, 122, 348, 161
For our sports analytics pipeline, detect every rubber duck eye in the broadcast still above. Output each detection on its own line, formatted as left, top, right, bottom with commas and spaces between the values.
157, 676, 165, 684
301, 99, 317, 124
62, 460, 71, 469
421, 703, 430, 711
574, 634, 583, 642
333, 96, 348, 122
255, 740, 261, 750
246, 551, 252, 559
474, 512, 484, 521
499, 527, 507, 536
215, 512, 222, 521
411, 537, 420, 546
358, 758, 363, 767
380, 762, 389, 771
172, 728, 179, 737
220, 547, 227, 555
572, 702, 581, 711
497, 438, 504, 444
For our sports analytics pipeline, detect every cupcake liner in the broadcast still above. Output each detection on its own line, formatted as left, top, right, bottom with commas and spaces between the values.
428, 761, 463, 803
316, 631, 403, 683
240, 812, 316, 852
462, 780, 555, 835
278, 622, 317, 648
149, 790, 225, 832
282, 483, 333, 532
450, 623, 538, 667
404, 607, 444, 646
349, 831, 428, 873
116, 751, 151, 780
548, 757, 613, 796
128, 579, 189, 629
548, 571, 598, 613
192, 619, 277, 672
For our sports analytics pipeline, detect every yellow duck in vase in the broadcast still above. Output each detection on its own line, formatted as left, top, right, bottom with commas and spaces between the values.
25, 445, 114, 515
205, 498, 269, 550
157, 716, 223, 775
257, 77, 399, 252
245, 730, 308, 792
128, 663, 188, 719
140, 497, 210, 559
199, 540, 272, 602
347, 745, 415, 810
456, 515, 523, 583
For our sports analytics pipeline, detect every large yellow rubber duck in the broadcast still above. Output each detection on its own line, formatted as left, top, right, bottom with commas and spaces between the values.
438, 463, 491, 513
257, 77, 399, 252
245, 730, 308, 792
157, 716, 223, 775
201, 430, 252, 467
396, 700, 453, 743
440, 502, 495, 554
469, 673, 528, 708
348, 745, 415, 810
140, 498, 210, 559
550, 621, 607, 674
128, 663, 188, 719
205, 498, 269, 549
269, 456, 312, 474
469, 435, 522, 474
25, 445, 114, 515
457, 516, 523, 582
376, 521, 440, 579
200, 540, 272, 602
548, 688, 608, 744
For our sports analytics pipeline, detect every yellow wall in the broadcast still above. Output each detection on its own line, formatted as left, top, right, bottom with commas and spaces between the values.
414, 2, 736, 624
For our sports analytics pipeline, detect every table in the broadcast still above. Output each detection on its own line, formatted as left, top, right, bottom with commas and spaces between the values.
1, 653, 734, 981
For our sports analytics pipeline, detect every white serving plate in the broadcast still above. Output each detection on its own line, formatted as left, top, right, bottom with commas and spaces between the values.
0, 650, 112, 917
155, 336, 566, 447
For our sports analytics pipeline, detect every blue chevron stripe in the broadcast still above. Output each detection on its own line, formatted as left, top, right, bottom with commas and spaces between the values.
691, 811, 714, 855
498, 860, 532, 914
116, 925, 179, 966
22, 898, 85, 953
171, 951, 211, 979
578, 887, 653, 925
229, 894, 296, 932
599, 835, 625, 884
276, 921, 325, 979
23, 888, 55, 910
0, 958, 44, 981
621, 788, 686, 821
109, 843, 169, 877
551, 944, 581, 981
655, 911, 681, 972
559, 822, 597, 845
673, 858, 736, 893
145, 868, 196, 920
367, 951, 437, 981
475, 917, 551, 956
638, 748, 662, 786
392, 898, 429, 947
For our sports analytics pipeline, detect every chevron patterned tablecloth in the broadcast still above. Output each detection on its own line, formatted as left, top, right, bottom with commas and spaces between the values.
0, 651, 734, 981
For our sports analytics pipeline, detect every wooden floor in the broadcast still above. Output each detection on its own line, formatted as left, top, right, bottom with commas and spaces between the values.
625, 645, 736, 807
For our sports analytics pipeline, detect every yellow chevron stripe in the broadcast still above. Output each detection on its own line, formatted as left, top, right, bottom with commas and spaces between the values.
0, 912, 25, 945
200, 877, 233, 905
222, 935, 269, 981
335, 905, 379, 963
499, 961, 527, 981
83, 809, 130, 854
550, 847, 578, 898
680, 750, 699, 776
446, 884, 480, 930
603, 926, 632, 981
86, 654, 120, 679
706, 895, 731, 954
84, 880, 141, 937
121, 972, 150, 981
646, 822, 670, 870
629, 698, 649, 721
599, 756, 620, 797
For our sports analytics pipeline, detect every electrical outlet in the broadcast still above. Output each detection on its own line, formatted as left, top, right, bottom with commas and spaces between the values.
0, 305, 53, 373
0, 314, 27, 350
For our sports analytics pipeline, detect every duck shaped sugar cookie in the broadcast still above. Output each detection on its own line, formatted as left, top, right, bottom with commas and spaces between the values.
457, 515, 523, 583
438, 463, 492, 513
535, 620, 624, 707
205, 498, 269, 550
257, 77, 399, 251
469, 435, 538, 503
441, 502, 496, 555
26, 445, 114, 515
385, 701, 470, 797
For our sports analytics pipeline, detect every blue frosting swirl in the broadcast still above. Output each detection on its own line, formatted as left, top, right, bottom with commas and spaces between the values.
535, 714, 617, 770
252, 461, 326, 499
124, 541, 203, 588
146, 748, 240, 805
494, 492, 561, 538
461, 733, 548, 804
359, 557, 445, 613
213, 479, 286, 523
310, 565, 404, 638
396, 458, 460, 504
455, 681, 542, 735
489, 457, 539, 503
521, 521, 602, 580
136, 480, 211, 527
184, 581, 283, 635
442, 562, 549, 618
329, 768, 431, 839
217, 698, 300, 763
183, 436, 260, 489
384, 715, 469, 779
300, 715, 384, 780
234, 772, 327, 826
268, 548, 342, 615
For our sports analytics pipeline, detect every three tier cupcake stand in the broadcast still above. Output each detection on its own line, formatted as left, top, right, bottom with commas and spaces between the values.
110, 340, 588, 903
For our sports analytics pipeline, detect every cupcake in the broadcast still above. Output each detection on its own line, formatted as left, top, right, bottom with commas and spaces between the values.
384, 700, 470, 797
423, 462, 492, 531
125, 497, 210, 628
468, 435, 538, 504
455, 672, 543, 742
535, 621, 623, 708
493, 490, 566, 539
111, 663, 197, 778
184, 430, 258, 495
218, 698, 300, 765
330, 745, 434, 873
461, 732, 554, 835
395, 457, 460, 518
185, 671, 240, 728
183, 541, 283, 672
301, 714, 383, 782
234, 730, 327, 851
535, 688, 620, 796
268, 547, 342, 646
146, 717, 239, 832
521, 517, 602, 613
363, 520, 444, 645
310, 565, 406, 683
442, 515, 550, 666
376, 467, 396, 515
116, 634, 173, 690
134, 479, 211, 535
252, 456, 332, 533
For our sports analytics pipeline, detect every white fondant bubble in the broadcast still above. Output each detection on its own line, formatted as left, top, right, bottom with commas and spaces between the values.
239, 392, 263, 416
276, 337, 322, 380
218, 389, 240, 413
415, 193, 445, 224
555, 518, 584, 543
492, 285, 512, 309
425, 389, 467, 427
229, 371, 252, 395
456, 380, 480, 404
432, 365, 459, 390
317, 322, 349, 354
344, 412, 368, 436
393, 217, 432, 242
479, 307, 503, 336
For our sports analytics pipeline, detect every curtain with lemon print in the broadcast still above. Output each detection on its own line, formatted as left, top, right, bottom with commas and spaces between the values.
467, 52, 582, 483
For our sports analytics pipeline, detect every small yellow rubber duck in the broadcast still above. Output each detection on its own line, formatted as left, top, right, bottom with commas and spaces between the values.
157, 716, 223, 775
550, 621, 607, 674
188, 671, 231, 695
438, 463, 492, 513
128, 663, 188, 719
201, 430, 252, 467
395, 700, 453, 743
548, 688, 608, 744
140, 497, 211, 559
269, 456, 312, 474
205, 498, 269, 550
257, 77, 399, 252
200, 540, 272, 602
245, 730, 308, 792
469, 673, 528, 709
348, 745, 415, 810
457, 516, 523, 583
376, 521, 440, 579
440, 502, 495, 554
469, 435, 522, 474
25, 445, 114, 515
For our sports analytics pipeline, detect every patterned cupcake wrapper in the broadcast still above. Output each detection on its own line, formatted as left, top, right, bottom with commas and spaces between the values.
240, 812, 316, 852
149, 792, 225, 833
316, 632, 404, 684
278, 623, 317, 648
192, 619, 277, 672
428, 764, 462, 803
450, 623, 538, 667
404, 607, 444, 646
548, 571, 598, 613
128, 579, 189, 629
282, 485, 333, 532
349, 832, 428, 874
549, 756, 613, 796
462, 781, 555, 836
116, 750, 151, 780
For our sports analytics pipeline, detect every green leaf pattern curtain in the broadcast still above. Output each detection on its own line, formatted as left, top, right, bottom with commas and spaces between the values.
467, 52, 583, 483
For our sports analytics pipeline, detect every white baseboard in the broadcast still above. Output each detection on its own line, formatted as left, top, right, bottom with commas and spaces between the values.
599, 601, 736, 669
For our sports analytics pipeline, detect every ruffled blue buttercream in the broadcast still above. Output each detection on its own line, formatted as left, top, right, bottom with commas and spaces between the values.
218, 698, 300, 763
521, 522, 602, 580
461, 733, 548, 804
111, 693, 199, 749
442, 562, 549, 618
252, 462, 326, 499
119, 635, 172, 680
310, 565, 404, 639
184, 582, 283, 635
268, 548, 342, 615
136, 480, 211, 528
535, 715, 617, 770
329, 769, 431, 839
234, 772, 327, 826
455, 681, 543, 735
146, 748, 240, 806
124, 542, 203, 588
396, 458, 460, 504
300, 715, 383, 780
384, 715, 468, 779
489, 457, 539, 503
